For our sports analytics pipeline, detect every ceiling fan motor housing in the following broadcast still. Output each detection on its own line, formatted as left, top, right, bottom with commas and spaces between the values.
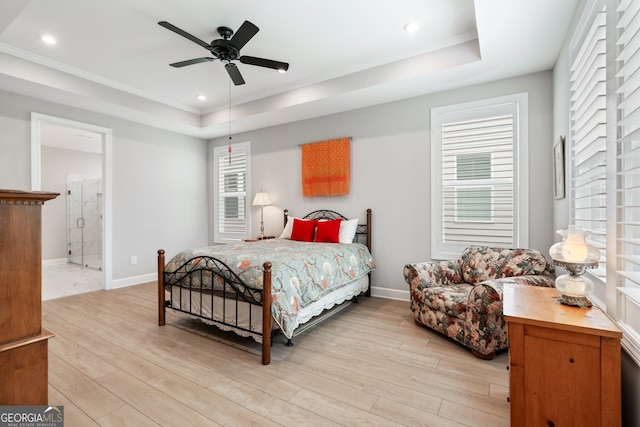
210, 39, 239, 62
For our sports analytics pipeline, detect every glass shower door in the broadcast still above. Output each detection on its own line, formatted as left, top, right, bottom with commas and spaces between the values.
67, 176, 102, 270
82, 177, 102, 270
67, 180, 84, 266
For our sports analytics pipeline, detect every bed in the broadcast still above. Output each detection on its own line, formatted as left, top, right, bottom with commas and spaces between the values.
157, 208, 374, 365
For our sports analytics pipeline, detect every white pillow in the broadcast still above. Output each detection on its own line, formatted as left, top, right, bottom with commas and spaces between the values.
279, 216, 301, 239
339, 218, 359, 243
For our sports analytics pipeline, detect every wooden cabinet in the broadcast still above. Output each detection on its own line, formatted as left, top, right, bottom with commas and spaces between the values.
504, 284, 622, 427
0, 189, 58, 405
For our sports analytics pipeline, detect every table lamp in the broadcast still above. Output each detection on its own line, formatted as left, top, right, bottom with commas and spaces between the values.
252, 190, 271, 239
549, 225, 600, 307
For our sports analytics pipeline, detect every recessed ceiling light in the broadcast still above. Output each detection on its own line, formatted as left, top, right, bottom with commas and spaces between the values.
197, 94, 206, 101
404, 22, 420, 33
277, 68, 287, 74
41, 34, 57, 45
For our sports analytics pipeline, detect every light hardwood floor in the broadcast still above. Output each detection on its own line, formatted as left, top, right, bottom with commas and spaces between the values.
43, 282, 510, 426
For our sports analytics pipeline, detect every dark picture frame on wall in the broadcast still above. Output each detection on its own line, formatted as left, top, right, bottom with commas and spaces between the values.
553, 136, 566, 200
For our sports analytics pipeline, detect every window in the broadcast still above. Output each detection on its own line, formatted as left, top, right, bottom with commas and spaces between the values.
614, 0, 640, 352
568, 0, 607, 279
431, 93, 528, 259
213, 141, 250, 243
224, 173, 241, 219
455, 153, 492, 222
567, 0, 640, 360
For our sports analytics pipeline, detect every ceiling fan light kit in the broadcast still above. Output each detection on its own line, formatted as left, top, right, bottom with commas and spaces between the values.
158, 20, 289, 85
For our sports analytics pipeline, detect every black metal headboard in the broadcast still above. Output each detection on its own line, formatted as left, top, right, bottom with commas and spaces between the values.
283, 208, 371, 251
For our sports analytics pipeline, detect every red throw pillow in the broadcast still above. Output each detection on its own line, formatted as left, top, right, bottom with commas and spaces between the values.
290, 218, 318, 242
315, 219, 342, 243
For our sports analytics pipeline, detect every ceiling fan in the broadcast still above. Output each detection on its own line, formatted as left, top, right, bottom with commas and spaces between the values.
158, 20, 289, 86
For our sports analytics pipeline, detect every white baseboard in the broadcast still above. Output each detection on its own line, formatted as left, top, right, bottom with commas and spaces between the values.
108, 273, 156, 290
42, 258, 67, 267
370, 286, 409, 301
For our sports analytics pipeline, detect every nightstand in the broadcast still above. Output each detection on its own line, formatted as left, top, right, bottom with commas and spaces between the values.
504, 284, 621, 427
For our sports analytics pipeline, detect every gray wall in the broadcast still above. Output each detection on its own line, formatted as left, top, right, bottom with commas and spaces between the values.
211, 70, 555, 298
0, 89, 209, 282
41, 146, 102, 261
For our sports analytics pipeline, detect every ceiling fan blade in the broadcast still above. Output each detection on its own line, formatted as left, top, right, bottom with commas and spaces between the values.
225, 63, 245, 85
158, 21, 211, 49
169, 57, 214, 68
228, 20, 259, 50
240, 56, 289, 72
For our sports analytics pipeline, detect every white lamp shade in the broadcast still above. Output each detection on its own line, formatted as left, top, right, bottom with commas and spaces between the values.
549, 226, 600, 264
253, 192, 271, 206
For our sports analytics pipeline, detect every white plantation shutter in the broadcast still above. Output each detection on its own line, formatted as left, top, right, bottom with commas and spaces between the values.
563, 0, 640, 362
431, 94, 528, 259
442, 114, 514, 242
617, 0, 640, 294
213, 141, 250, 242
569, 2, 607, 278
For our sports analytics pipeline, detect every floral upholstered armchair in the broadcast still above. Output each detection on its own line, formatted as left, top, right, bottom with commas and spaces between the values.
403, 246, 555, 359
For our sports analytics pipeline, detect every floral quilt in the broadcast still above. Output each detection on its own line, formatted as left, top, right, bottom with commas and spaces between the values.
164, 239, 375, 338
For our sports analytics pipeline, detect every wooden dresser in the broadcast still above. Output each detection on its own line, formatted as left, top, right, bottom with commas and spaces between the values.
0, 189, 59, 405
504, 284, 622, 427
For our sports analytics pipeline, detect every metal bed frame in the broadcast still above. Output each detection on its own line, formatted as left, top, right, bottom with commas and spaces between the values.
157, 208, 372, 365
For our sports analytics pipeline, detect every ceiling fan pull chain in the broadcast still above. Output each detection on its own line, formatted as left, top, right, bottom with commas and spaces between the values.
228, 80, 232, 165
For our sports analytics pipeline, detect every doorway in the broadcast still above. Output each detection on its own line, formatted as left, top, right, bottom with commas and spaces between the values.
31, 113, 113, 296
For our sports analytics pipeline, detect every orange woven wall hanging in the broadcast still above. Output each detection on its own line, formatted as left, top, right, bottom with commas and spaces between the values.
301, 137, 350, 197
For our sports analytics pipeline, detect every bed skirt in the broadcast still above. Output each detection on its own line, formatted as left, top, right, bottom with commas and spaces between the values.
168, 274, 369, 343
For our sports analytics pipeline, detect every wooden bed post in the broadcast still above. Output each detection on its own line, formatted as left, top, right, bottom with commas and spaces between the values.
157, 249, 166, 326
262, 262, 272, 365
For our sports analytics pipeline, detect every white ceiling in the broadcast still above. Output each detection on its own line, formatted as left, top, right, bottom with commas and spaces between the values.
0, 0, 578, 142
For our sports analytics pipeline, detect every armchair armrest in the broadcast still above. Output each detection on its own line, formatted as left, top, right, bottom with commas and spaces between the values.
468, 281, 504, 314
465, 280, 507, 356
465, 274, 556, 356
403, 260, 462, 290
